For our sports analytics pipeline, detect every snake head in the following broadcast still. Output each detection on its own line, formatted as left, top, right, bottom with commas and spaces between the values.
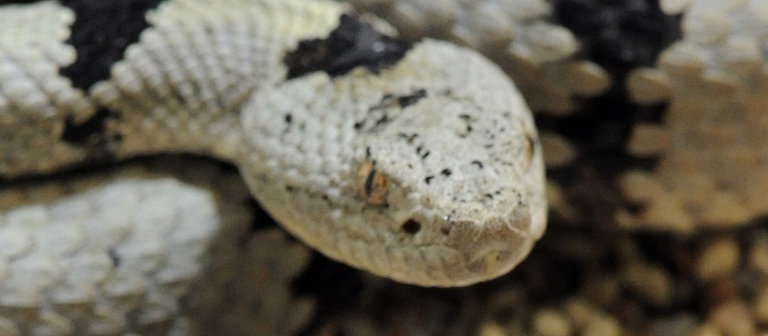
353, 56, 547, 286
239, 39, 546, 287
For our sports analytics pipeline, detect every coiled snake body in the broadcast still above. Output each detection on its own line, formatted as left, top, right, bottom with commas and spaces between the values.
4, 0, 768, 334
1, 0, 545, 316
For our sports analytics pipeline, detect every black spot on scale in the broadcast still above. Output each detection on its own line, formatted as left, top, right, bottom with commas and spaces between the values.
59, 0, 165, 91
107, 248, 121, 267
457, 114, 474, 137
353, 89, 428, 132
416, 146, 430, 159
396, 89, 426, 108
284, 14, 412, 79
369, 89, 428, 111
373, 113, 391, 127
397, 133, 418, 144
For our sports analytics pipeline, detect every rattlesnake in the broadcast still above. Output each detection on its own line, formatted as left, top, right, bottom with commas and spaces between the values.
2, 0, 768, 335
1, 0, 546, 333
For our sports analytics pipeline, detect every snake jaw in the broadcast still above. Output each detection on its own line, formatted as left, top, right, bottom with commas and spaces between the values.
368, 201, 540, 287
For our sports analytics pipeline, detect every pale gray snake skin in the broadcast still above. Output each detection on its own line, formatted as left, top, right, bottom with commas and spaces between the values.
4, 0, 768, 335
0, 0, 547, 334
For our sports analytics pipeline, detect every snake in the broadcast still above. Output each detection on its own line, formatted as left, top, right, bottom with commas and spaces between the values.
0, 0, 547, 331
2, 0, 768, 334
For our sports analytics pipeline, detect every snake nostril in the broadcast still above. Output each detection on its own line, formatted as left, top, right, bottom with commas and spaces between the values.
401, 219, 421, 234
440, 224, 452, 235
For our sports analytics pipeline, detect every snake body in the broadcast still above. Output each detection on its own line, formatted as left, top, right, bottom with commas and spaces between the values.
1, 0, 545, 290
4, 0, 768, 335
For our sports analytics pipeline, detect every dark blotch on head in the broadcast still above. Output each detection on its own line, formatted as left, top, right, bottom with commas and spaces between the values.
284, 14, 412, 79
401, 219, 421, 234
396, 89, 427, 108
368, 89, 427, 113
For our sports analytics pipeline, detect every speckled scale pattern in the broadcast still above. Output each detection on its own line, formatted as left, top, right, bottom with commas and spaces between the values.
543, 0, 768, 231
240, 40, 546, 286
0, 161, 228, 335
0, 159, 317, 336
91, 0, 346, 160
362, 0, 768, 232
0, 0, 547, 290
0, 1, 95, 176
618, 0, 768, 230
531, 0, 684, 229
3, 0, 768, 334
347, 0, 614, 114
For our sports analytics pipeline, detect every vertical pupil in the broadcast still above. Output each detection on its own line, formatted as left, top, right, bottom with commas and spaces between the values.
364, 168, 378, 197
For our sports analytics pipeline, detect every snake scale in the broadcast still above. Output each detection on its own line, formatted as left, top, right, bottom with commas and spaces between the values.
1, 0, 768, 335
1, 0, 546, 333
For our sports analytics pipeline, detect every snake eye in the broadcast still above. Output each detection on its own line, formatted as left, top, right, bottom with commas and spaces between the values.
357, 159, 388, 206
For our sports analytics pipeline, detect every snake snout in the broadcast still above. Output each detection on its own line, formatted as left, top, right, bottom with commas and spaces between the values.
441, 210, 537, 285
